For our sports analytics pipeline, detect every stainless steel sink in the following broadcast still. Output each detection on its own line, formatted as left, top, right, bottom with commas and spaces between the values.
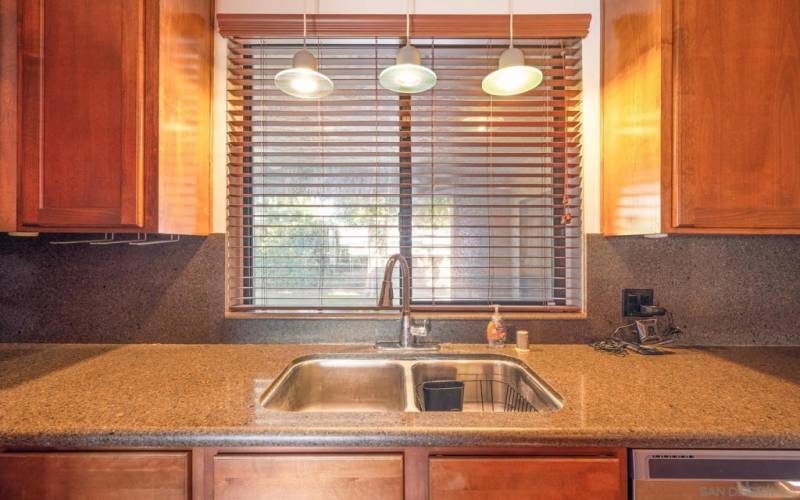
260, 354, 562, 413
258, 358, 407, 411
410, 358, 562, 412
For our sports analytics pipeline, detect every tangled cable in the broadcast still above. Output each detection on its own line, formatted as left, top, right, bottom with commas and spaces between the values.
591, 312, 684, 356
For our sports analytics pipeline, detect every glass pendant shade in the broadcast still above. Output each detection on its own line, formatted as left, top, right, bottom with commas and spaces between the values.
275, 49, 334, 99
379, 44, 437, 94
482, 47, 543, 96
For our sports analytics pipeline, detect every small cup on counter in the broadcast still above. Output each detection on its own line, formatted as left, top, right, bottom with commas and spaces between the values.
515, 329, 530, 352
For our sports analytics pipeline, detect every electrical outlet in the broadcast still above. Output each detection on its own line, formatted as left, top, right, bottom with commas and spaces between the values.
622, 288, 655, 317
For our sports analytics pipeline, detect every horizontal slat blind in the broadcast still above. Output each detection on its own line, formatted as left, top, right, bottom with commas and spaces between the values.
226, 36, 582, 314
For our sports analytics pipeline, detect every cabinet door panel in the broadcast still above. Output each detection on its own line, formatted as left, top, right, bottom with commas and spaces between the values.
213, 453, 404, 500
429, 456, 622, 500
0, 452, 189, 500
673, 0, 800, 229
19, 0, 145, 228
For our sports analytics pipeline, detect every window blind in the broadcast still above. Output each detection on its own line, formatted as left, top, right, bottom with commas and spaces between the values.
226, 35, 583, 314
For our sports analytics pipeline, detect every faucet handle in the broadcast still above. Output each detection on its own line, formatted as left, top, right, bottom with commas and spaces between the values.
409, 318, 431, 337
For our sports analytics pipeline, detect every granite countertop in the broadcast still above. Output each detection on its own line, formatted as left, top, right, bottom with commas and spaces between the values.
0, 343, 798, 449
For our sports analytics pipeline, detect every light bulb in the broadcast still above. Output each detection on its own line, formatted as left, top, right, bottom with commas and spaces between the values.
395, 70, 422, 87
495, 67, 531, 93
290, 75, 318, 94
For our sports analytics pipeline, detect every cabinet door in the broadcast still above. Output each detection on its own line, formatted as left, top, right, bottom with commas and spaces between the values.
213, 453, 404, 500
0, 452, 190, 500
18, 0, 146, 229
429, 456, 622, 500
673, 0, 800, 229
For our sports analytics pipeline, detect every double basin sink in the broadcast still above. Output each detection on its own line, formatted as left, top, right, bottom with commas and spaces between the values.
260, 353, 562, 413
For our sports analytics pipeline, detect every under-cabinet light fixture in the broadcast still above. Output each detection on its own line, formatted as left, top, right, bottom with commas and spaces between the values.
482, 0, 543, 96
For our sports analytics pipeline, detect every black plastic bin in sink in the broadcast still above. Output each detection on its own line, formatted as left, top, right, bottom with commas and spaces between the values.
421, 380, 465, 411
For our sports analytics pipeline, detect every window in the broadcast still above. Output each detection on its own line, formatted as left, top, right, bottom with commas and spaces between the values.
224, 17, 584, 315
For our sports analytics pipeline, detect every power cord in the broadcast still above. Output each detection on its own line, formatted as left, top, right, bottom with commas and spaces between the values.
661, 311, 684, 340
591, 311, 684, 356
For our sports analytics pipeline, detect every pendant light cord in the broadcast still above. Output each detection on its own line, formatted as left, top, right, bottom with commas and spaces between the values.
302, 0, 307, 48
406, 0, 411, 44
509, 0, 514, 48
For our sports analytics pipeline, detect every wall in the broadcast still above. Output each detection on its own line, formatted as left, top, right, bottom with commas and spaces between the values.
3, 1, 799, 347
2, 233, 799, 346
211, 0, 602, 234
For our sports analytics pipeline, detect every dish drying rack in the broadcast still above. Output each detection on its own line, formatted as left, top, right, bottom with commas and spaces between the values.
415, 375, 537, 413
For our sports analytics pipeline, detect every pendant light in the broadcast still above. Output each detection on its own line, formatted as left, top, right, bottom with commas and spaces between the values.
379, 1, 437, 94
482, 0, 543, 96
275, 1, 334, 99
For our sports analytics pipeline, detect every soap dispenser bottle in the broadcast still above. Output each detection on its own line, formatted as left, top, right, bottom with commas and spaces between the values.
486, 305, 507, 348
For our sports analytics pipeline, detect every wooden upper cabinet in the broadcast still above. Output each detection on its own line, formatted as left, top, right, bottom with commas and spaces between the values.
0, 0, 18, 231
19, 0, 146, 229
0, 452, 190, 500
10, 0, 212, 234
672, 0, 800, 229
429, 456, 624, 500
602, 0, 800, 234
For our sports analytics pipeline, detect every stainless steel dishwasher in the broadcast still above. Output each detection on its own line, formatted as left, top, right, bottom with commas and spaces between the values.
633, 450, 800, 499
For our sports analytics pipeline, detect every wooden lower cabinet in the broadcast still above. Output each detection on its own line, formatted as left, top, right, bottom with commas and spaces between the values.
0, 447, 626, 499
212, 453, 404, 500
208, 448, 624, 500
429, 456, 623, 500
0, 451, 190, 500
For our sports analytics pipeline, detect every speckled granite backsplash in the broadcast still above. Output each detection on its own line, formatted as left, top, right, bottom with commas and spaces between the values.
1, 234, 799, 345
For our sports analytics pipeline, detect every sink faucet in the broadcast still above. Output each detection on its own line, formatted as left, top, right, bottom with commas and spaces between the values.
375, 254, 439, 351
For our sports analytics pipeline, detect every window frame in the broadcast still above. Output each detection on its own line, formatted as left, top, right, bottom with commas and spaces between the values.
220, 14, 590, 319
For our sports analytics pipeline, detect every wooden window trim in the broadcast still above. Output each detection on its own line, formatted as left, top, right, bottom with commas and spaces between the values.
221, 20, 589, 317
217, 14, 591, 39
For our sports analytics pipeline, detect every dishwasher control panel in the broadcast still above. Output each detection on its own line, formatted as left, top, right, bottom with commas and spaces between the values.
633, 449, 800, 499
